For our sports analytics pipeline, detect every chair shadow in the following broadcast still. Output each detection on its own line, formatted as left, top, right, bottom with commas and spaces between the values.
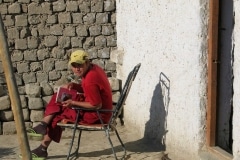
143, 72, 170, 151
125, 72, 170, 154
48, 72, 170, 159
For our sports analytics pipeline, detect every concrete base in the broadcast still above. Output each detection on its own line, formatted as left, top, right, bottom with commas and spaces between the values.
199, 147, 233, 160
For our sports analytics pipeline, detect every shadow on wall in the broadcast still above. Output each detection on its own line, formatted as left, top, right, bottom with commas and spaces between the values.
122, 72, 170, 154
143, 72, 170, 151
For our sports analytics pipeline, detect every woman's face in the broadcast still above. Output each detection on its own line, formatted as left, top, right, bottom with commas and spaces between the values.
71, 62, 89, 77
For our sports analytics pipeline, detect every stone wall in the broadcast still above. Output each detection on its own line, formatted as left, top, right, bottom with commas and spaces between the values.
0, 0, 119, 135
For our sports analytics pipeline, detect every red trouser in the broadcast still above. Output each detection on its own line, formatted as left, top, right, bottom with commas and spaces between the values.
44, 93, 77, 143
44, 93, 111, 143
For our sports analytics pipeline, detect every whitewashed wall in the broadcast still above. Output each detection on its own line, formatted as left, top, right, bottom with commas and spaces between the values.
116, 0, 208, 159
233, 1, 240, 160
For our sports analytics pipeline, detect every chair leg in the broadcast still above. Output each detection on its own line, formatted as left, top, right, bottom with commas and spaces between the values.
75, 130, 82, 157
66, 126, 78, 160
115, 129, 126, 159
105, 129, 118, 160
69, 130, 82, 158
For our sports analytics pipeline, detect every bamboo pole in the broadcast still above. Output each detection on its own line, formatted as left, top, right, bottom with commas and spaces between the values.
0, 16, 31, 159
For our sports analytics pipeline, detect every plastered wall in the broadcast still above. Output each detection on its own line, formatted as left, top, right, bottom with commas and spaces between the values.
116, 0, 209, 159
233, 1, 240, 160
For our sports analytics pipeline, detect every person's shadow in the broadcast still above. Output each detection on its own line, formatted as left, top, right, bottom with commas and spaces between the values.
123, 72, 170, 153
145, 72, 170, 149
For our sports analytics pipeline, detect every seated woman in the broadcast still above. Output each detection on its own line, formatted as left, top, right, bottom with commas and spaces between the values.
26, 50, 113, 159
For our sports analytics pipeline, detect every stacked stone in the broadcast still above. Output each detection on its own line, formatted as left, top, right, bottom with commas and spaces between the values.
0, 0, 120, 135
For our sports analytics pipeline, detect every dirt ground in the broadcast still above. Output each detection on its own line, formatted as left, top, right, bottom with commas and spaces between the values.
0, 125, 167, 160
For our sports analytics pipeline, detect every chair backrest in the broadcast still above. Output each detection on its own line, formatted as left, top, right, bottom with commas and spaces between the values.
110, 63, 141, 124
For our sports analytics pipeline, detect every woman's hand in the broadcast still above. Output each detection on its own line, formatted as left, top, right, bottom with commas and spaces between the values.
61, 99, 74, 108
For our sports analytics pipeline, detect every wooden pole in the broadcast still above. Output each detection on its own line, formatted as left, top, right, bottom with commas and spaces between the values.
0, 16, 31, 159
207, 0, 219, 146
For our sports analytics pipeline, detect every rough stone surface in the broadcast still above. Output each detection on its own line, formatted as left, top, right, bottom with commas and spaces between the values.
41, 82, 54, 96
28, 98, 44, 109
20, 95, 27, 108
0, 2, 118, 153
30, 110, 44, 122
2, 121, 16, 135
22, 108, 30, 121
0, 95, 11, 110
0, 110, 14, 121
0, 85, 4, 96
25, 84, 41, 97
108, 77, 119, 91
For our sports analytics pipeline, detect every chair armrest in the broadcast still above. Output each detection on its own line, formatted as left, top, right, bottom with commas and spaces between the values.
71, 106, 96, 111
71, 106, 114, 113
70, 106, 115, 126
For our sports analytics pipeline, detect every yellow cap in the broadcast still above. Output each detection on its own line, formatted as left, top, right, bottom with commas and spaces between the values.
69, 50, 89, 65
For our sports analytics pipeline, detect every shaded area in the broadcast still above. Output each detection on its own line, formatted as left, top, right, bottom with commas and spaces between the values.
0, 147, 16, 158
48, 138, 163, 160
47, 121, 166, 160
216, 0, 234, 153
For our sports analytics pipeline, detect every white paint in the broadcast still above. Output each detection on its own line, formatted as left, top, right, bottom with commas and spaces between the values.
233, 1, 240, 160
116, 0, 208, 159
116, 0, 240, 159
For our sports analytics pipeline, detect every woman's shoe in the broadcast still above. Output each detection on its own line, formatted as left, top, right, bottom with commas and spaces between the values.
27, 122, 47, 141
19, 152, 48, 160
